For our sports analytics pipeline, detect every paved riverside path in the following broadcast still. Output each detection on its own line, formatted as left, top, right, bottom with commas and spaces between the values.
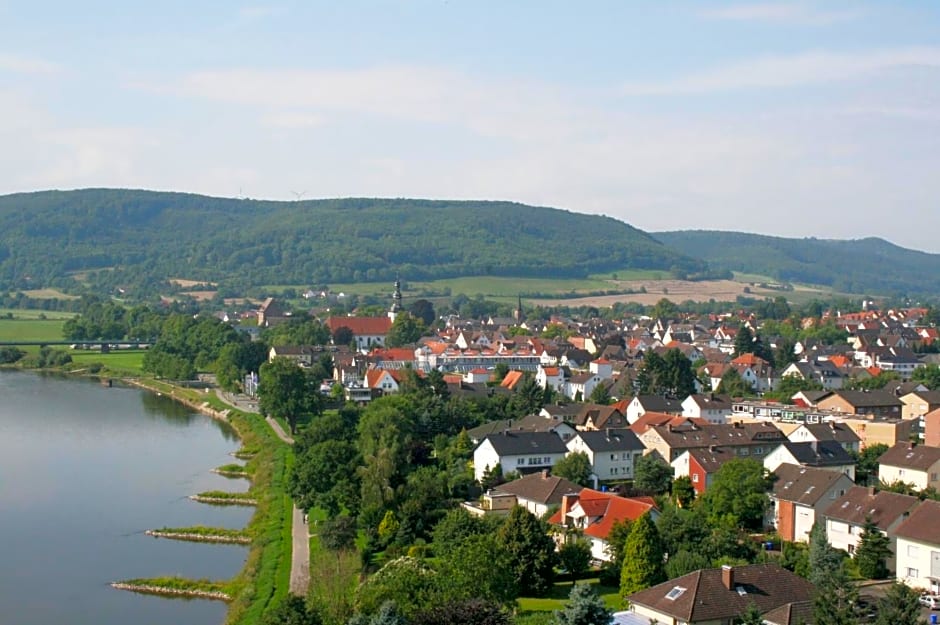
214, 391, 310, 596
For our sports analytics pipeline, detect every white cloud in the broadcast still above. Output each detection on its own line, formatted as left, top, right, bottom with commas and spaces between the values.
0, 52, 60, 74
621, 47, 940, 95
701, 3, 861, 25
260, 111, 325, 129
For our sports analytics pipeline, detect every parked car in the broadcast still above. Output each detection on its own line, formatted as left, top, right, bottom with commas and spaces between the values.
919, 594, 940, 610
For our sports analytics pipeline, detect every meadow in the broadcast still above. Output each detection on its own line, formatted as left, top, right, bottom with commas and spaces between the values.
0, 315, 68, 342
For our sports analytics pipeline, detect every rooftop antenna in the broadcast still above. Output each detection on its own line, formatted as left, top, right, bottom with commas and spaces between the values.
291, 190, 306, 201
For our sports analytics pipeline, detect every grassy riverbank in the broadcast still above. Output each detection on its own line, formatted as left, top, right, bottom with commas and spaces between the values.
112, 576, 231, 600
147, 526, 252, 544
127, 381, 294, 625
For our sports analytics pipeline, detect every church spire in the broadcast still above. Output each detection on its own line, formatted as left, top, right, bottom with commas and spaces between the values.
389, 275, 403, 321
514, 293, 523, 322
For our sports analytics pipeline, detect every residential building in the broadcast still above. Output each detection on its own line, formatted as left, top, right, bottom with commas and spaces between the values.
625, 564, 816, 625
566, 428, 645, 482
638, 421, 786, 463
549, 489, 658, 562
681, 394, 732, 424
787, 422, 861, 453
925, 407, 940, 448
763, 441, 856, 481
878, 442, 940, 491
572, 404, 629, 431
768, 463, 854, 543
839, 415, 916, 450
463, 471, 581, 518
893, 499, 940, 593
824, 486, 920, 567
900, 390, 940, 421
473, 431, 569, 482
466, 414, 577, 445
625, 395, 683, 424
671, 446, 737, 494
325, 315, 392, 351
781, 359, 845, 390
815, 390, 903, 418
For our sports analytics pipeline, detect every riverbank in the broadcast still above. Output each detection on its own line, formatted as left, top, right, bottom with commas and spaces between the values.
146, 527, 252, 545
119, 377, 295, 625
111, 580, 231, 601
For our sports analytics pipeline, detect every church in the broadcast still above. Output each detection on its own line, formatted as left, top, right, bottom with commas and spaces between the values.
325, 278, 402, 351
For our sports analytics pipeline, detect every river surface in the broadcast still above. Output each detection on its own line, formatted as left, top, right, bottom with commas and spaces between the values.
0, 370, 252, 625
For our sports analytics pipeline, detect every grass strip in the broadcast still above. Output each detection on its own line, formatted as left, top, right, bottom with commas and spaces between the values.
147, 526, 252, 544
112, 576, 231, 601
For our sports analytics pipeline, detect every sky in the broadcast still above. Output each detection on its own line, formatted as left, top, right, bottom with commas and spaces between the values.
1, 1, 939, 251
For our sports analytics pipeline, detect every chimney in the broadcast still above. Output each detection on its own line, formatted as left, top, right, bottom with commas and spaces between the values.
867, 485, 876, 497
560, 493, 578, 520
721, 565, 734, 590
541, 468, 549, 479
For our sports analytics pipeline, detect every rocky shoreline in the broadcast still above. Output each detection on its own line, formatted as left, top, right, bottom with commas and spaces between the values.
145, 529, 252, 544
110, 582, 231, 601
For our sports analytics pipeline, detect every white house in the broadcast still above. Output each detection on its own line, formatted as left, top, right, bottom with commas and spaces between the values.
788, 422, 861, 454
768, 463, 854, 543
589, 359, 614, 379
681, 394, 732, 424
473, 431, 570, 482
565, 372, 602, 401
548, 489, 659, 562
566, 428, 645, 482
535, 365, 566, 393
894, 499, 940, 593
878, 442, 940, 491
824, 486, 920, 568
763, 441, 856, 481
625, 395, 683, 424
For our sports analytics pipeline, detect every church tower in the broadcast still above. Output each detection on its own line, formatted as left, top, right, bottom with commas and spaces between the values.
513, 294, 523, 322
389, 277, 403, 321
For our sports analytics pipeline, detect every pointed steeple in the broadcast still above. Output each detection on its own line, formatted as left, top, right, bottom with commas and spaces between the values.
389, 275, 403, 321
514, 294, 523, 322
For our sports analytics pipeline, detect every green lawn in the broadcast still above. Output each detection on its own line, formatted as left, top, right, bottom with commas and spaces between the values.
0, 317, 67, 341
69, 350, 147, 375
517, 578, 621, 613
0, 308, 77, 320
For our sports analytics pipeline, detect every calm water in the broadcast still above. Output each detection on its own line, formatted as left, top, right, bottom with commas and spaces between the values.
0, 371, 252, 625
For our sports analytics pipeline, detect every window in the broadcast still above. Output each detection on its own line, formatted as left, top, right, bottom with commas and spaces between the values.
518, 458, 526, 465
908, 568, 919, 578
692, 474, 699, 483
665, 586, 686, 601
848, 544, 855, 555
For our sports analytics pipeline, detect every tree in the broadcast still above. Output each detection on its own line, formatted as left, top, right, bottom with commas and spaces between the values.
852, 443, 889, 486
497, 506, 558, 597
320, 515, 358, 552
716, 367, 753, 397
411, 599, 511, 625
635, 348, 696, 397
855, 516, 891, 579
261, 595, 321, 625
355, 557, 439, 618
671, 476, 695, 508
386, 312, 425, 347
874, 581, 927, 625
552, 451, 593, 487
813, 556, 859, 625
734, 325, 756, 357
664, 549, 710, 578
332, 325, 354, 346
259, 357, 320, 433
620, 511, 666, 598
435, 533, 517, 608
588, 383, 611, 405
558, 537, 593, 580
698, 458, 773, 530
553, 583, 612, 625
409, 299, 436, 327
736, 603, 764, 625
913, 363, 940, 390
808, 522, 843, 587
634, 453, 674, 494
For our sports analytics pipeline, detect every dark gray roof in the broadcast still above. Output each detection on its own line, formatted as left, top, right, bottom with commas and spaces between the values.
479, 430, 569, 455
826, 390, 902, 408
467, 414, 571, 443
878, 441, 940, 470
796, 422, 861, 445
824, 486, 920, 530
571, 429, 644, 452
633, 395, 683, 412
776, 441, 855, 467
492, 472, 581, 506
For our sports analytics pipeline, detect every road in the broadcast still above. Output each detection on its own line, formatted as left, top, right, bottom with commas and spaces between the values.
215, 390, 309, 596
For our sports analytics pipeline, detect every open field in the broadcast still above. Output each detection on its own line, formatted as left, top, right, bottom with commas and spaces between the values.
0, 317, 67, 341
21, 288, 79, 300
170, 278, 217, 288
181, 290, 217, 301
0, 308, 76, 320
517, 578, 620, 614
69, 350, 146, 375
533, 279, 765, 307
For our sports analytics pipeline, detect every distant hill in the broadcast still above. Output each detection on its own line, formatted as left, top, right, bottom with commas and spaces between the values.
654, 230, 940, 296
0, 189, 710, 294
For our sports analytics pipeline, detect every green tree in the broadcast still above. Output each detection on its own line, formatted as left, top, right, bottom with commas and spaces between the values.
386, 312, 425, 347
634, 453, 674, 494
808, 522, 843, 587
558, 537, 593, 580
588, 383, 611, 405
620, 511, 666, 598
874, 581, 927, 625
436, 533, 517, 608
497, 506, 558, 597
408, 299, 436, 327
552, 452, 593, 487
432, 508, 495, 556
411, 599, 511, 625
734, 325, 756, 357
355, 557, 439, 619
852, 443, 889, 486
813, 557, 859, 625
664, 549, 710, 578
699, 458, 773, 530
855, 516, 891, 579
671, 476, 695, 508
259, 356, 320, 433
716, 367, 754, 396
912, 363, 940, 390
319, 515, 358, 552
553, 583, 612, 625
736, 603, 764, 625
261, 595, 321, 625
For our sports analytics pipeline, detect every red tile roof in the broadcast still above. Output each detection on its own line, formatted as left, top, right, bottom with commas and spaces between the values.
548, 488, 657, 541
501, 370, 524, 390
326, 316, 392, 336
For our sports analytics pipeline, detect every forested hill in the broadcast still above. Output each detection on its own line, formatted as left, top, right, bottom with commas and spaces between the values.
654, 230, 940, 296
0, 189, 709, 292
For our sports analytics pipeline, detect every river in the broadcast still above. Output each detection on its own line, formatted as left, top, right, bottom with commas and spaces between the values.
0, 370, 252, 625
